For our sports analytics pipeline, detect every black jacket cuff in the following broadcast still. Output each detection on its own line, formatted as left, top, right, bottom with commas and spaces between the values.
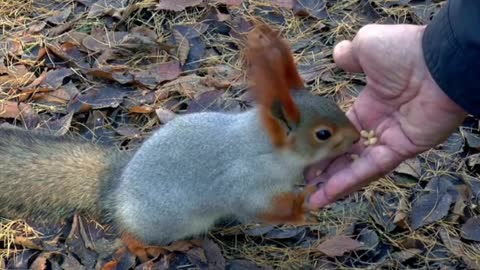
422, 1, 480, 117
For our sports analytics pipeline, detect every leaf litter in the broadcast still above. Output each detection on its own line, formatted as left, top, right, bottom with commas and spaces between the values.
1, 0, 480, 269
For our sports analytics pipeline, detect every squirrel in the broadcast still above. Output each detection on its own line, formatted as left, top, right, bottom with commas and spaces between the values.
0, 22, 360, 260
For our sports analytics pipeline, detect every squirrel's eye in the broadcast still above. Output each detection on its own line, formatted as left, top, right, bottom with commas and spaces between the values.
315, 129, 332, 141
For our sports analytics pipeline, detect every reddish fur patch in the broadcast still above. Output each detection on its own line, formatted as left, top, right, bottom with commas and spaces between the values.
120, 233, 200, 263
244, 22, 304, 148
121, 232, 168, 262
257, 185, 317, 224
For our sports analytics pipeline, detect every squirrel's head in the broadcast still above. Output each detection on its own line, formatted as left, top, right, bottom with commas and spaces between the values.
269, 90, 360, 163
243, 21, 359, 163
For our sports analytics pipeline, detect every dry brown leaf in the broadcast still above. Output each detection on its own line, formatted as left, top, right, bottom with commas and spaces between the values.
30, 252, 49, 270
0, 65, 35, 87
316, 235, 364, 257
129, 105, 154, 114
88, 0, 128, 18
157, 0, 203, 11
132, 61, 182, 89
28, 22, 47, 33
162, 74, 213, 98
0, 101, 30, 119
173, 29, 190, 66
87, 66, 133, 84
13, 236, 43, 250
4, 39, 23, 55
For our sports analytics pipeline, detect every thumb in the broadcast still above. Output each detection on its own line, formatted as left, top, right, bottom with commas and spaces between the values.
333, 40, 363, 73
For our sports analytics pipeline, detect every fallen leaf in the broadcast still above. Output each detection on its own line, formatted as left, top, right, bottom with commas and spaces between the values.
293, 0, 328, 19
393, 195, 409, 228
268, 0, 296, 9
439, 227, 464, 257
244, 225, 275, 236
132, 61, 182, 89
13, 236, 43, 250
173, 29, 190, 66
202, 239, 226, 270
172, 25, 206, 71
227, 259, 264, 270
58, 253, 85, 270
461, 217, 480, 241
68, 85, 133, 113
2, 39, 23, 55
115, 126, 141, 137
30, 252, 50, 270
358, 0, 382, 23
29, 22, 47, 33
186, 247, 208, 266
409, 192, 453, 230
130, 105, 154, 114
156, 0, 203, 11
42, 68, 74, 89
467, 153, 480, 167
369, 197, 396, 232
316, 235, 364, 257
265, 227, 305, 240
440, 132, 464, 154
461, 127, 480, 150
358, 228, 379, 250
45, 42, 90, 69
394, 158, 422, 178
391, 248, 422, 263
213, 0, 244, 6
47, 8, 71, 25
9, 249, 37, 269
0, 101, 32, 119
88, 0, 128, 18
87, 66, 133, 84
186, 90, 229, 113
39, 112, 74, 136
119, 26, 166, 51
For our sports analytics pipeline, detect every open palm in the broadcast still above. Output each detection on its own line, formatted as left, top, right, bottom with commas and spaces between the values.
307, 24, 467, 208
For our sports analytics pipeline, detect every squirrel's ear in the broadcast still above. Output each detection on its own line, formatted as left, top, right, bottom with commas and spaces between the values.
244, 21, 304, 147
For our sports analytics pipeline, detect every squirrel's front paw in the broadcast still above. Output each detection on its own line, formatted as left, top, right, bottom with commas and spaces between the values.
257, 185, 317, 225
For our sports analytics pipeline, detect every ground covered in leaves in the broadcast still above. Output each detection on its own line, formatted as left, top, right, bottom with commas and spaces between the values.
1, 0, 479, 269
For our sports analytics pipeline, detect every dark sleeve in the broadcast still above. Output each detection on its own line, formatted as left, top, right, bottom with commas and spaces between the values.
422, 0, 480, 117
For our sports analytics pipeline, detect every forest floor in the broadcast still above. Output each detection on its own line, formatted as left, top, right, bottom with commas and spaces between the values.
0, 0, 479, 269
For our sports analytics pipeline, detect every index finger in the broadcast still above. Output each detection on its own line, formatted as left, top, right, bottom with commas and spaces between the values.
307, 145, 402, 209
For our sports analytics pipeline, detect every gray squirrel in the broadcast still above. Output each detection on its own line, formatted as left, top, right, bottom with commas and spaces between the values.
0, 22, 360, 259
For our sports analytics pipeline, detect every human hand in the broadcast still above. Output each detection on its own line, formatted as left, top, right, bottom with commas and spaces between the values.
306, 24, 468, 208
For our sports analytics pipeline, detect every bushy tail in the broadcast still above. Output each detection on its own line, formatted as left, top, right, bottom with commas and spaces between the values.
0, 127, 129, 222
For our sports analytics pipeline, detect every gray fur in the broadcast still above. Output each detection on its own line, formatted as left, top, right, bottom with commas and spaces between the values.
109, 91, 356, 245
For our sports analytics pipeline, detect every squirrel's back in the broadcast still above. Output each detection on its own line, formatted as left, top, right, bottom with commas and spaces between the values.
0, 127, 129, 222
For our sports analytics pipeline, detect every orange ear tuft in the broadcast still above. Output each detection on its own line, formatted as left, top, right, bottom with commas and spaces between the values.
244, 21, 304, 148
